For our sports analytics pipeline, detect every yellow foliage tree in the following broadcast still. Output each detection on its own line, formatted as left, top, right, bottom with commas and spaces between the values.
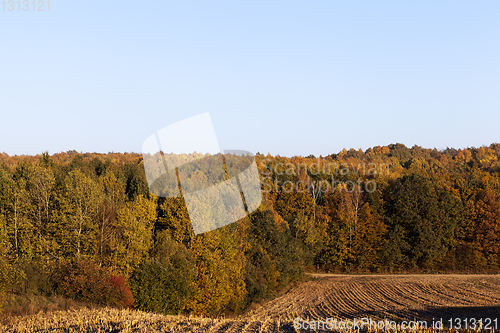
113, 195, 157, 277
187, 223, 247, 316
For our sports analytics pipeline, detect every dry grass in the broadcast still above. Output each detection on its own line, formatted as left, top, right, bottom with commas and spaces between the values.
0, 294, 95, 325
1, 274, 499, 332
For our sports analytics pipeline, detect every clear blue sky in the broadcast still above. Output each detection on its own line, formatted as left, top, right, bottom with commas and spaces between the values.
1, 1, 499, 157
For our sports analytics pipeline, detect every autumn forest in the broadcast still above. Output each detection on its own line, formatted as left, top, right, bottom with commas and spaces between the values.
1, 143, 500, 317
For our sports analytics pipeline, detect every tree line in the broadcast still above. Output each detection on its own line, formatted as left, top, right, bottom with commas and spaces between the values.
0, 143, 499, 316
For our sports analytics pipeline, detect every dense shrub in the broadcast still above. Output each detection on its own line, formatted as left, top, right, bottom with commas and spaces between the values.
9, 259, 52, 296
0, 216, 10, 302
51, 259, 133, 308
130, 231, 196, 315
110, 275, 134, 308
244, 210, 305, 303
